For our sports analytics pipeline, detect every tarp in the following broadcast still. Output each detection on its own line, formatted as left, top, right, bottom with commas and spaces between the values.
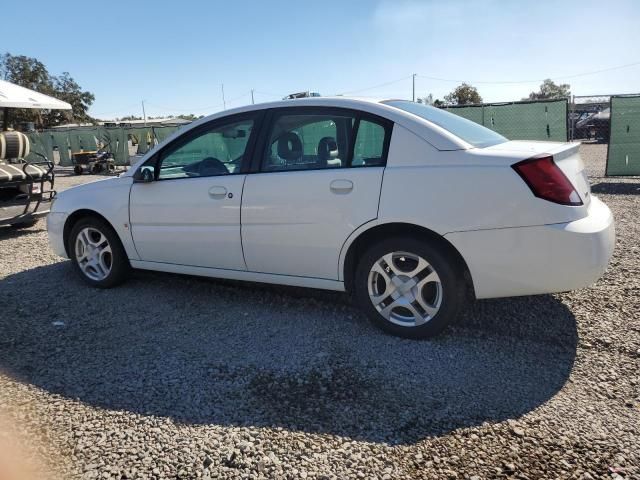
606, 95, 640, 176
0, 79, 72, 110
23, 124, 186, 166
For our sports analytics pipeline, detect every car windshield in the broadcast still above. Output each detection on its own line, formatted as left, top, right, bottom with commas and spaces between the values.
384, 100, 507, 148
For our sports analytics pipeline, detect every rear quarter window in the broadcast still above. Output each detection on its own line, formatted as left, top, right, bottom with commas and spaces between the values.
384, 100, 507, 148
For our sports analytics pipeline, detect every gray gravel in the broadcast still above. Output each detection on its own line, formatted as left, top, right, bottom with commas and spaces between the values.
0, 146, 638, 479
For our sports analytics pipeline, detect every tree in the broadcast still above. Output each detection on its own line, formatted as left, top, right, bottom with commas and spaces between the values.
444, 83, 482, 105
174, 114, 204, 121
528, 79, 570, 100
417, 93, 435, 105
0, 53, 95, 128
43, 72, 95, 125
416, 93, 446, 107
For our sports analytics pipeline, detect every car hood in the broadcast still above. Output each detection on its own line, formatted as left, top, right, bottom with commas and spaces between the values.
56, 175, 132, 200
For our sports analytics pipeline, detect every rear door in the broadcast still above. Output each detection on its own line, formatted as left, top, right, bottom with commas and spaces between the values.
241, 107, 392, 279
129, 112, 261, 270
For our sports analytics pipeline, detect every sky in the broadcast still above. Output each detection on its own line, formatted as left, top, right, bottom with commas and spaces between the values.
2, 0, 639, 119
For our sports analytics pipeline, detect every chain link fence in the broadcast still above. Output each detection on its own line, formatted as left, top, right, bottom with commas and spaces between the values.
569, 95, 611, 143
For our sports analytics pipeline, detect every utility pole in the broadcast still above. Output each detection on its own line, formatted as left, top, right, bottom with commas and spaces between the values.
221, 84, 226, 110
412, 73, 416, 102
251, 89, 255, 105
141, 100, 147, 126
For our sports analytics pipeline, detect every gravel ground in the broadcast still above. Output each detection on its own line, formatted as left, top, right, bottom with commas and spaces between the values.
0, 145, 638, 480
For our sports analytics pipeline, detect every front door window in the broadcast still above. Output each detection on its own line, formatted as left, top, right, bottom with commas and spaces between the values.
158, 119, 254, 180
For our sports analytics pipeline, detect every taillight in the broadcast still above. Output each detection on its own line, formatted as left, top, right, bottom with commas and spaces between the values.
512, 155, 583, 206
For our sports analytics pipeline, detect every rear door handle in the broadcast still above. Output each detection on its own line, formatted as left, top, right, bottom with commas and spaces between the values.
330, 179, 353, 194
208, 186, 228, 199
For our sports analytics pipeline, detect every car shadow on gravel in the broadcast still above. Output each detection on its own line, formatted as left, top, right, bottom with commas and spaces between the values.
0, 225, 45, 240
591, 181, 640, 195
0, 263, 577, 445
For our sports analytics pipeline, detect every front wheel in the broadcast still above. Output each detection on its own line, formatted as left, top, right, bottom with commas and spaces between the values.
354, 237, 465, 339
68, 217, 130, 288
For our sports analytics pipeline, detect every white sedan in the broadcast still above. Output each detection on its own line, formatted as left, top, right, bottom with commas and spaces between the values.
47, 97, 615, 338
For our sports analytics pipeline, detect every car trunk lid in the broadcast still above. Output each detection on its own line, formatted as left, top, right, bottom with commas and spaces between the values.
484, 141, 591, 207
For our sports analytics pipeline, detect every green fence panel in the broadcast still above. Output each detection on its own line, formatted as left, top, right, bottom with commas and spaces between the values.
442, 105, 484, 124
49, 130, 72, 166
607, 95, 640, 176
103, 127, 129, 165
68, 130, 82, 155
152, 125, 179, 144
77, 130, 98, 151
25, 131, 52, 162
20, 124, 190, 167
443, 99, 568, 142
125, 127, 153, 155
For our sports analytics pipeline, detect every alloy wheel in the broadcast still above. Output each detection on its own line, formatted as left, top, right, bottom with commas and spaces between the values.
74, 227, 113, 281
367, 251, 443, 327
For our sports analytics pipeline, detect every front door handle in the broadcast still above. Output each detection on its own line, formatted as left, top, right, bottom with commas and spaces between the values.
330, 179, 353, 194
208, 186, 228, 199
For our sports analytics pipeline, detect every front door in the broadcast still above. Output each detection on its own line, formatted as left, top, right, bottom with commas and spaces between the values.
241, 108, 392, 279
129, 114, 259, 270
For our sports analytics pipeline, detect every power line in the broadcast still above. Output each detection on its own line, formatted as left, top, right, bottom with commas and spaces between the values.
253, 90, 286, 98
417, 61, 640, 85
144, 92, 251, 113
91, 103, 146, 118
92, 60, 639, 119
337, 75, 413, 95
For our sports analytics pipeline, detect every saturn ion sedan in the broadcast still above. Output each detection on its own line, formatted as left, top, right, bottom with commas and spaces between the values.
47, 97, 615, 338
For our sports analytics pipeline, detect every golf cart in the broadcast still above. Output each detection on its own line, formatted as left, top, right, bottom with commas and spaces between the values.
0, 79, 71, 228
72, 141, 116, 175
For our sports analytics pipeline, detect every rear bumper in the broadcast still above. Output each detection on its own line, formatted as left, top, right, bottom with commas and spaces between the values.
445, 196, 615, 299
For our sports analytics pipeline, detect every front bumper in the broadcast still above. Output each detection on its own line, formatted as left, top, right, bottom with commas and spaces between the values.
445, 196, 615, 299
47, 210, 70, 258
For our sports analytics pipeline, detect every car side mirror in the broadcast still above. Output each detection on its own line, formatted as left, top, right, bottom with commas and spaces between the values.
135, 167, 155, 183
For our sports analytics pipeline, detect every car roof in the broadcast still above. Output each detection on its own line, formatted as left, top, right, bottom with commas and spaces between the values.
193, 97, 468, 150
124, 97, 470, 174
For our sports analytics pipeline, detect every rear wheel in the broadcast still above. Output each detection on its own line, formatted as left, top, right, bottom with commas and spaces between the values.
68, 217, 130, 288
354, 237, 465, 339
73, 165, 83, 175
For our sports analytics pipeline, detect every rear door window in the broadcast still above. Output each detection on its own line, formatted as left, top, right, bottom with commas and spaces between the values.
261, 109, 392, 172
352, 119, 387, 167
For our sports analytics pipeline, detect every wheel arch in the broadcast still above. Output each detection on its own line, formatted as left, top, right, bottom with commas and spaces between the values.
341, 222, 475, 298
63, 209, 120, 258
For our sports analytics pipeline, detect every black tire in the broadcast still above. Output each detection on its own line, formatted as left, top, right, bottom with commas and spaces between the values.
73, 165, 83, 175
353, 237, 465, 339
67, 216, 130, 288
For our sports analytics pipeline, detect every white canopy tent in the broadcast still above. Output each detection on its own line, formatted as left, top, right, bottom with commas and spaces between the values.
0, 79, 72, 109
0, 79, 72, 130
